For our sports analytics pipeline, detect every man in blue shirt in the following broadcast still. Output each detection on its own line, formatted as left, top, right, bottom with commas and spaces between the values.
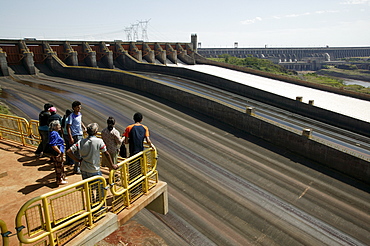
66, 101, 86, 174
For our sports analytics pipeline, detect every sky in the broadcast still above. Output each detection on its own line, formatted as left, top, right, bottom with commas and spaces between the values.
0, 0, 369, 48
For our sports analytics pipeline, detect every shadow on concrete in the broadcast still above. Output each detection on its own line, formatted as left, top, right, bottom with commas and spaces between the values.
18, 157, 50, 167
38, 164, 54, 172
18, 172, 58, 195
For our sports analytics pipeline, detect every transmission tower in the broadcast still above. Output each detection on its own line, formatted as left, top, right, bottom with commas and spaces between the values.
139, 19, 150, 41
131, 23, 139, 41
123, 19, 151, 41
124, 27, 132, 41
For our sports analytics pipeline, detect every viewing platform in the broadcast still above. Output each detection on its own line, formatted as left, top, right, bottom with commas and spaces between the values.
0, 114, 168, 246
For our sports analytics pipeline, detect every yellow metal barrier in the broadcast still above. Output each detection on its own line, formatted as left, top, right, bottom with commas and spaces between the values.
16, 176, 108, 246
109, 145, 158, 212
0, 113, 40, 146
0, 113, 160, 245
0, 219, 10, 246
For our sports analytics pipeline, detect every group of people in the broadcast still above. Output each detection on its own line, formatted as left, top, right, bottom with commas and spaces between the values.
35, 100, 153, 186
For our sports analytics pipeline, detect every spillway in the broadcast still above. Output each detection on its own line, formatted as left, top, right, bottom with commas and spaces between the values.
176, 64, 370, 122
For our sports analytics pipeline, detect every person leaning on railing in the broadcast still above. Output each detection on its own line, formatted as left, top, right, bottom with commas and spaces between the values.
123, 112, 153, 157
67, 122, 119, 181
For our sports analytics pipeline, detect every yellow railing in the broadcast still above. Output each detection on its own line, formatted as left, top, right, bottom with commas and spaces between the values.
16, 176, 108, 246
0, 113, 159, 245
109, 145, 158, 212
0, 114, 40, 146
0, 219, 10, 246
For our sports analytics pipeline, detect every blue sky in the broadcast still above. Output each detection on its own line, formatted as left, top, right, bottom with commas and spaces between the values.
0, 0, 369, 48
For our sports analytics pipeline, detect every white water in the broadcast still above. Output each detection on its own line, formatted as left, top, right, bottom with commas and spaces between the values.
343, 79, 370, 88
177, 64, 370, 122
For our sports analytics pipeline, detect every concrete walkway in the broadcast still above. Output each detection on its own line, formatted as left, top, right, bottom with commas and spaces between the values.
0, 139, 167, 246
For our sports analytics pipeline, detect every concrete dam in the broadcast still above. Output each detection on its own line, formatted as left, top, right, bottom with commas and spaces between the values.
1, 37, 370, 245
0, 38, 369, 184
197, 45, 370, 71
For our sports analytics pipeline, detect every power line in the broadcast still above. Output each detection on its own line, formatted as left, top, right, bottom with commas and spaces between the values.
124, 19, 151, 41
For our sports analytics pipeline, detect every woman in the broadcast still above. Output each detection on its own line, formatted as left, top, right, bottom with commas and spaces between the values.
101, 117, 124, 167
49, 120, 67, 185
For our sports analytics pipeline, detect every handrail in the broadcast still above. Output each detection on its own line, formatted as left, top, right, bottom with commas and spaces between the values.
0, 113, 40, 146
0, 219, 10, 246
109, 145, 158, 208
15, 176, 107, 245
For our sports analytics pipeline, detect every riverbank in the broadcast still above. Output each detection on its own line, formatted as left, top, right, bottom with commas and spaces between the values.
316, 68, 370, 83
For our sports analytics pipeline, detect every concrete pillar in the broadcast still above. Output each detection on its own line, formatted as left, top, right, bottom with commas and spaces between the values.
0, 48, 9, 76
114, 42, 140, 69
302, 129, 312, 139
176, 43, 195, 65
113, 41, 126, 68
142, 43, 155, 63
185, 43, 195, 59
165, 44, 177, 64
42, 42, 59, 69
82, 42, 97, 67
129, 42, 142, 62
246, 106, 255, 116
154, 43, 166, 65
18, 41, 35, 75
63, 42, 78, 66
146, 185, 168, 215
99, 42, 113, 69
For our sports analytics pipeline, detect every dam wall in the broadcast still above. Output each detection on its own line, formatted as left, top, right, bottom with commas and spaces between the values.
46, 54, 370, 184
115, 55, 370, 138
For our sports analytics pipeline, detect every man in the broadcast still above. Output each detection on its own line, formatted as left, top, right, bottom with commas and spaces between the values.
66, 101, 86, 173
67, 123, 118, 204
67, 123, 118, 180
124, 112, 153, 157
35, 103, 53, 157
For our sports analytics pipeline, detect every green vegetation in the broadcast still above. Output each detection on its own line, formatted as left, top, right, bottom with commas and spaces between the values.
338, 57, 370, 62
0, 103, 10, 114
210, 54, 370, 95
210, 54, 296, 75
301, 73, 344, 87
0, 87, 11, 114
